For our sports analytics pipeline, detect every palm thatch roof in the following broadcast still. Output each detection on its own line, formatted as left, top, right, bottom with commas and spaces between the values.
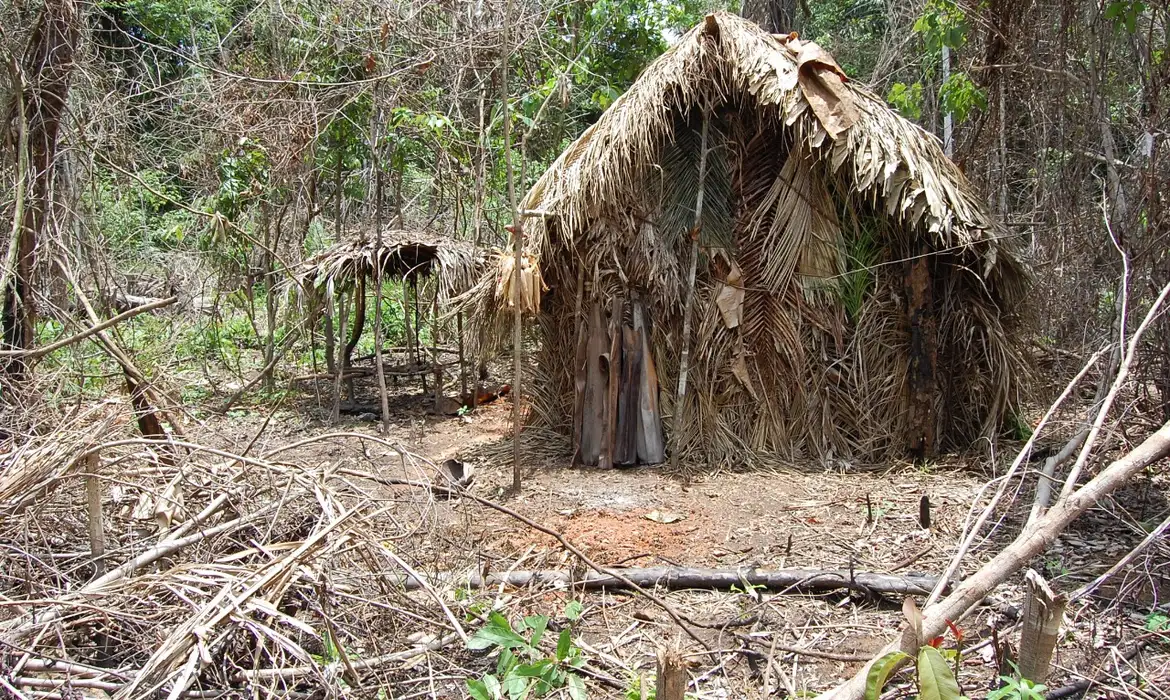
295, 230, 482, 304
521, 12, 1016, 280
470, 12, 1028, 466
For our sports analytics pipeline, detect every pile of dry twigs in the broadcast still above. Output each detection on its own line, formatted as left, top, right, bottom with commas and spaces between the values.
0, 403, 494, 699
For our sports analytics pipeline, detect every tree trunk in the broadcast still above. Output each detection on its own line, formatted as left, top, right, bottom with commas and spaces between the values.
1, 0, 79, 377
740, 0, 799, 33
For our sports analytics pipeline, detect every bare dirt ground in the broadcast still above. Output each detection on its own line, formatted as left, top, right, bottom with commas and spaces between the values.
182, 380, 1170, 699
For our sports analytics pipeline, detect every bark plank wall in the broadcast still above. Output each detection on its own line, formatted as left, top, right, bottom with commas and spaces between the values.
573, 295, 665, 466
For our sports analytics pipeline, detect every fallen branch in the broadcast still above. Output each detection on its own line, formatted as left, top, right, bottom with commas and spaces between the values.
0, 296, 176, 359
816, 418, 1170, 700
334, 461, 713, 651
393, 566, 940, 597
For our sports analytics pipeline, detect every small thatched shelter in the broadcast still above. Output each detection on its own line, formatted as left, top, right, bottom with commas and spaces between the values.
295, 230, 482, 399
471, 13, 1028, 467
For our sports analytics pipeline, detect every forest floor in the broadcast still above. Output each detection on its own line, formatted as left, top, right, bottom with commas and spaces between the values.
179, 378, 1170, 699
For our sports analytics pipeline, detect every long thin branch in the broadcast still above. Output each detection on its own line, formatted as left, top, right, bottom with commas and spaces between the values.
0, 297, 177, 359
924, 348, 1103, 608
1057, 280, 1170, 502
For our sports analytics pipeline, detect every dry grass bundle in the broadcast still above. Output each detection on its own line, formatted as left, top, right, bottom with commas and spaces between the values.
0, 401, 127, 512
466, 12, 1028, 466
493, 252, 547, 314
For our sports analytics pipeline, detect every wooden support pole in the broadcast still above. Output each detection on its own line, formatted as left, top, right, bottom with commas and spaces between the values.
457, 311, 467, 401
1018, 570, 1067, 683
501, 0, 522, 493
85, 453, 105, 577
670, 113, 710, 470
905, 239, 937, 458
331, 291, 346, 423
432, 288, 443, 414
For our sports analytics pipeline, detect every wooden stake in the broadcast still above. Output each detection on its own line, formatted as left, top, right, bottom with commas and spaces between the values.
919, 495, 932, 529
655, 646, 687, 700
85, 453, 105, 577
670, 113, 710, 470
432, 288, 442, 414
331, 291, 346, 423
1018, 570, 1067, 683
457, 311, 467, 401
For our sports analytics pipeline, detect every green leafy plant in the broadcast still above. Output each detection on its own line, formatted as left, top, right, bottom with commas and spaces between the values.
987, 663, 1048, 700
887, 81, 924, 120
466, 605, 588, 700
865, 600, 968, 700
939, 73, 988, 125
1146, 612, 1169, 632
1105, 1, 1147, 34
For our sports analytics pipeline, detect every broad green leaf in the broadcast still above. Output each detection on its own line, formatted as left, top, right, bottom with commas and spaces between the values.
467, 678, 492, 700
484, 675, 502, 699
918, 645, 962, 700
502, 672, 529, 700
525, 615, 550, 646
469, 615, 527, 650
864, 650, 912, 700
498, 647, 517, 676
556, 628, 572, 661
564, 600, 584, 621
567, 673, 587, 700
514, 659, 555, 678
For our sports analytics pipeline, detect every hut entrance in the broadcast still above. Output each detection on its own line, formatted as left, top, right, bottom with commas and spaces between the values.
572, 294, 665, 467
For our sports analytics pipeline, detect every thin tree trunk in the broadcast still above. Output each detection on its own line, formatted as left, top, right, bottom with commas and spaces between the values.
1, 0, 79, 377
501, 0, 522, 493
373, 107, 391, 434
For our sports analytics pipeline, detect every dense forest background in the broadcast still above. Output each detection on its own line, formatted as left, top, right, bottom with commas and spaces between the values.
1, 0, 1167, 419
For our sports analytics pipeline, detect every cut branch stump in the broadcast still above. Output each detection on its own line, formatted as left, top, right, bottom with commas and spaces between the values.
1017, 569, 1067, 683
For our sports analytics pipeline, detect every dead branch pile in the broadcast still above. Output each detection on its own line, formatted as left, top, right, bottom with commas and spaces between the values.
0, 416, 489, 699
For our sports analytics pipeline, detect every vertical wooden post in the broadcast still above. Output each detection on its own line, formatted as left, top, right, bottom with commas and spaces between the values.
905, 239, 937, 458
457, 311, 468, 402
432, 289, 443, 414
331, 290, 346, 423
85, 452, 105, 577
1018, 570, 1067, 683
501, 0, 522, 493
670, 113, 710, 470
655, 646, 687, 700
372, 93, 391, 433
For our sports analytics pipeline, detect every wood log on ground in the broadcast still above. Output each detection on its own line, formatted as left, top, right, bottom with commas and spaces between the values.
393, 566, 941, 596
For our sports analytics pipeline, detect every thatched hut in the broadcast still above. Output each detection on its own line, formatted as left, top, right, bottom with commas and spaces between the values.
294, 230, 482, 401
472, 12, 1028, 467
